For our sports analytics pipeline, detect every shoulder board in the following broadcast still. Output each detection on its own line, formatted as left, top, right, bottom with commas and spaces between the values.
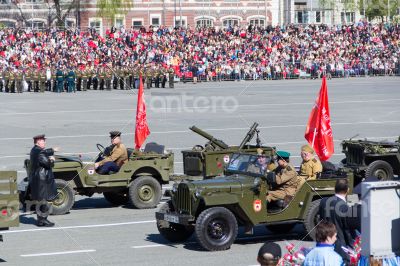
312, 158, 317, 163
286, 166, 292, 171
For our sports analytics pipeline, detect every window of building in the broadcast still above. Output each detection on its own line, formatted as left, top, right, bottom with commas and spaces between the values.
174, 18, 187, 27
316, 11, 321, 23
249, 19, 265, 27
196, 18, 213, 28
26, 20, 45, 29
89, 19, 102, 34
0, 20, 16, 27
151, 17, 159, 26
115, 17, 124, 28
223, 18, 240, 28
25, 0, 44, 3
295, 11, 308, 24
341, 12, 355, 24
132, 20, 143, 28
0, 0, 10, 4
66, 20, 75, 28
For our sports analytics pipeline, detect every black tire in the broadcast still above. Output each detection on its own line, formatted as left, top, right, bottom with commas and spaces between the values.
157, 201, 194, 242
195, 207, 238, 251
266, 223, 296, 234
50, 179, 75, 215
303, 199, 321, 241
128, 176, 162, 209
365, 160, 394, 180
103, 191, 129, 206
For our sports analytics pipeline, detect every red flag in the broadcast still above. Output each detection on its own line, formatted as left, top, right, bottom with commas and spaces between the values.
135, 75, 150, 149
304, 77, 334, 161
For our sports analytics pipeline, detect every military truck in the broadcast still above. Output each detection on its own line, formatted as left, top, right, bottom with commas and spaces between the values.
181, 122, 275, 179
0, 171, 19, 241
341, 136, 400, 182
156, 152, 354, 251
20, 142, 174, 215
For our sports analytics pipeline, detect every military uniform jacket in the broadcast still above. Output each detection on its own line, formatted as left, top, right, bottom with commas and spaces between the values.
98, 143, 128, 167
274, 163, 299, 196
299, 158, 323, 180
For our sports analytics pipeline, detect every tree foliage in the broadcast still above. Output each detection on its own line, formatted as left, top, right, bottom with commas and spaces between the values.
96, 0, 132, 26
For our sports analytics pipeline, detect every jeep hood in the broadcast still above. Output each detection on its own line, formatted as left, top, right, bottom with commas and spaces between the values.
188, 175, 254, 191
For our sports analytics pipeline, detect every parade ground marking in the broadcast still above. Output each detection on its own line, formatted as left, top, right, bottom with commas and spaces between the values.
20, 249, 96, 257
2, 220, 156, 234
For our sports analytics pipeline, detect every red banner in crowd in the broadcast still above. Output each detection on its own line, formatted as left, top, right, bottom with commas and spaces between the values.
135, 75, 150, 149
304, 77, 334, 161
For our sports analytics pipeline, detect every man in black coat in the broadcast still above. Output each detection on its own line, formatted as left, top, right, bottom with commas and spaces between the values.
29, 134, 57, 227
319, 179, 353, 264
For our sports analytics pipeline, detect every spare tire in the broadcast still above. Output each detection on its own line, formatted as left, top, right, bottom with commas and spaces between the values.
303, 199, 321, 241
365, 160, 394, 180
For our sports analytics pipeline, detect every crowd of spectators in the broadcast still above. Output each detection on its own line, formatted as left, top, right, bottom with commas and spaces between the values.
0, 21, 399, 86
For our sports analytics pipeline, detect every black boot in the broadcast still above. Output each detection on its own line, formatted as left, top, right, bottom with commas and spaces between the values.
37, 216, 55, 227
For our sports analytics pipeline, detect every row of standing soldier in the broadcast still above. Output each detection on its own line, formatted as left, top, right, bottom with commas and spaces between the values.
0, 66, 175, 93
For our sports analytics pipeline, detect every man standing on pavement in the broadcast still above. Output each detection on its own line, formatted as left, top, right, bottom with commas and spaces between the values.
319, 179, 353, 264
28, 134, 58, 227
95, 131, 128, 175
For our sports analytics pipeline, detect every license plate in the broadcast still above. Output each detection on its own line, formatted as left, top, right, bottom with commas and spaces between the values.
164, 214, 179, 223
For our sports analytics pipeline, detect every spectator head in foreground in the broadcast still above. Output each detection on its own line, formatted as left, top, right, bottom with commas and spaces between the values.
257, 241, 281, 266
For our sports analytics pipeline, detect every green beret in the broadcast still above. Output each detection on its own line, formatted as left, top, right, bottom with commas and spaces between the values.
276, 150, 290, 160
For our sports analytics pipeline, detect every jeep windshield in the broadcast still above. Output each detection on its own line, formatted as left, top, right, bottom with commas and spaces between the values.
226, 153, 272, 177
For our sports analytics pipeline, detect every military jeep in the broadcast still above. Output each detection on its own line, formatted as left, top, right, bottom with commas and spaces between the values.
20, 142, 174, 215
341, 137, 400, 182
156, 152, 354, 251
0, 171, 19, 241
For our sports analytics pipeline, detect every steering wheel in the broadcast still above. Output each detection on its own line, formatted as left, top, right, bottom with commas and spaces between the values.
96, 143, 106, 156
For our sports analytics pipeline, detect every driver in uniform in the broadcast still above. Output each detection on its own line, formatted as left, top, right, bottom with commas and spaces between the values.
95, 131, 128, 175
247, 148, 275, 174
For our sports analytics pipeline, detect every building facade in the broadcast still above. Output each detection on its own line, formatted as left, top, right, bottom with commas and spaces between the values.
0, 0, 368, 34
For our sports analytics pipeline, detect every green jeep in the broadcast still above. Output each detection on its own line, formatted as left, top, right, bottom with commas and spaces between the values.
156, 152, 353, 251
0, 171, 19, 241
341, 136, 400, 182
20, 142, 174, 215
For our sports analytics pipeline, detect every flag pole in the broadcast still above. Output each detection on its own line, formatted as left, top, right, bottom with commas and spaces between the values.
311, 128, 317, 147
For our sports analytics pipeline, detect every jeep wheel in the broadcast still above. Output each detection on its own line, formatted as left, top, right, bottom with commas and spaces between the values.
266, 223, 296, 234
303, 199, 321, 241
195, 207, 238, 251
365, 160, 394, 180
157, 201, 194, 242
128, 176, 162, 209
103, 191, 129, 206
50, 179, 75, 215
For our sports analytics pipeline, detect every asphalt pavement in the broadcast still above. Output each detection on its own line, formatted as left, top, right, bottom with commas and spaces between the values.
0, 77, 399, 265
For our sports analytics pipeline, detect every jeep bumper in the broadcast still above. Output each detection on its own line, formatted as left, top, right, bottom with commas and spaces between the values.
155, 212, 194, 226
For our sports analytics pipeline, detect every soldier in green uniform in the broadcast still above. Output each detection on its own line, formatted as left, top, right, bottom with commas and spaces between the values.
56, 68, 64, 93
81, 68, 88, 91
299, 144, 323, 181
161, 68, 167, 88
105, 68, 112, 90
98, 67, 105, 90
67, 69, 76, 93
39, 69, 47, 93
51, 68, 57, 92
0, 69, 3, 92
92, 69, 98, 90
168, 67, 175, 88
9, 70, 16, 93
119, 67, 125, 90
146, 68, 152, 89
16, 69, 23, 93
124, 67, 130, 90
76, 69, 82, 91
4, 69, 10, 93
25, 69, 32, 92
112, 68, 118, 90
133, 66, 139, 89
154, 68, 160, 88
32, 69, 40, 92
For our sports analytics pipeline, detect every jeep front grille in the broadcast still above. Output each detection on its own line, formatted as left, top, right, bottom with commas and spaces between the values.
346, 145, 364, 165
175, 183, 191, 214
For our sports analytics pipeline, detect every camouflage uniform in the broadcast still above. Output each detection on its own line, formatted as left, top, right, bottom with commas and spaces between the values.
146, 69, 152, 89
16, 70, 23, 93
3, 70, 9, 93
51, 69, 57, 92
105, 69, 112, 90
81, 69, 88, 91
0, 70, 3, 92
39, 70, 46, 93
92, 69, 98, 90
161, 69, 167, 88
76, 69, 82, 91
9, 71, 15, 93
154, 68, 160, 88
99, 68, 105, 90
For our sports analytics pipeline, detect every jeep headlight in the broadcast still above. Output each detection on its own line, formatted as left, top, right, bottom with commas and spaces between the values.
195, 187, 203, 198
172, 182, 179, 193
